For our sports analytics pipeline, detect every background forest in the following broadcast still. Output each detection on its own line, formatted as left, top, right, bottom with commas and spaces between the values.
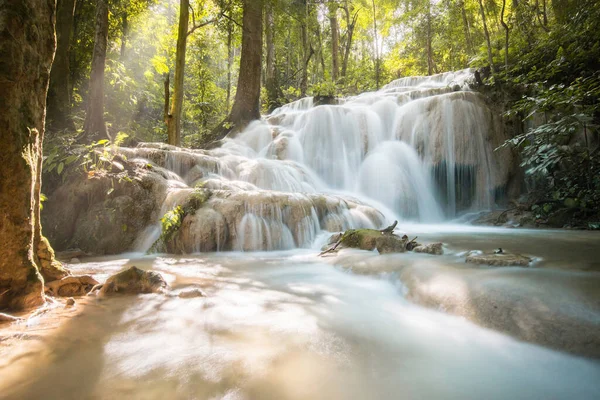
46, 0, 600, 222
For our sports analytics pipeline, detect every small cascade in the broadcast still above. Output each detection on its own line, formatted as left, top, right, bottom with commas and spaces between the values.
124, 69, 515, 252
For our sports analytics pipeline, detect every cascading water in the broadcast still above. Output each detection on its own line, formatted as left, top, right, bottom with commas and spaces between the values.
124, 69, 515, 252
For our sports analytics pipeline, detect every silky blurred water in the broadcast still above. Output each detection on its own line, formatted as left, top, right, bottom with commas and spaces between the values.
2, 228, 600, 400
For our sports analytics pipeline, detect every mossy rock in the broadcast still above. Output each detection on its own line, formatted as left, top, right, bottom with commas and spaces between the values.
98, 266, 168, 296
338, 229, 406, 254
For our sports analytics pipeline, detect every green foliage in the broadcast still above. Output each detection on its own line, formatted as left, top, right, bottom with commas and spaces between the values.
160, 205, 185, 243
44, 131, 130, 181
310, 81, 337, 97
496, 1, 600, 221
151, 188, 211, 252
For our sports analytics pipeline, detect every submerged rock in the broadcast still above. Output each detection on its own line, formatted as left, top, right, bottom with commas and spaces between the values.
0, 313, 22, 323
96, 266, 168, 296
413, 242, 444, 255
466, 251, 531, 267
176, 288, 206, 298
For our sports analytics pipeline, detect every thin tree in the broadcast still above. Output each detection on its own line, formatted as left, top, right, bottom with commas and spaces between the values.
371, 0, 380, 88
299, 0, 312, 97
47, 0, 77, 132
459, 0, 474, 55
425, 0, 434, 75
0, 0, 67, 310
83, 0, 109, 141
166, 0, 190, 146
341, 2, 359, 78
329, 0, 340, 81
166, 0, 219, 146
478, 0, 495, 72
265, 1, 279, 111
500, 0, 509, 69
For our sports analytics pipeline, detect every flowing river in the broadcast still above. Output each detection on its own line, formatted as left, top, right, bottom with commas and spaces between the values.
1, 227, 600, 400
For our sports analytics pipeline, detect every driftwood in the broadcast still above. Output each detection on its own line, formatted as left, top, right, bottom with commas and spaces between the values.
319, 237, 343, 256
379, 220, 398, 234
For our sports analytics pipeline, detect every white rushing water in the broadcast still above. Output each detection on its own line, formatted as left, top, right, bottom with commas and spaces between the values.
3, 246, 599, 400
121, 69, 515, 252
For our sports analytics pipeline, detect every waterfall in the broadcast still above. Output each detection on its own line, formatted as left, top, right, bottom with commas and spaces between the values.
125, 69, 515, 252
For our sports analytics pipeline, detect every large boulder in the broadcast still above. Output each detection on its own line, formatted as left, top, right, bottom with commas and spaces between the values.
96, 266, 168, 296
42, 159, 168, 255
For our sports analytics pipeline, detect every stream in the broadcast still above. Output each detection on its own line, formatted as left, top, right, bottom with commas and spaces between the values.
2, 227, 599, 400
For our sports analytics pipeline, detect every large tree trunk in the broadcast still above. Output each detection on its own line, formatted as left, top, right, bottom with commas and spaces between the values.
328, 0, 339, 82
83, 0, 109, 141
47, 0, 77, 133
0, 0, 66, 310
478, 0, 495, 72
204, 0, 263, 147
166, 0, 189, 147
265, 2, 278, 112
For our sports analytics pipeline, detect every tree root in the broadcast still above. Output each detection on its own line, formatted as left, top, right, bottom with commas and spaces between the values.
45, 275, 99, 297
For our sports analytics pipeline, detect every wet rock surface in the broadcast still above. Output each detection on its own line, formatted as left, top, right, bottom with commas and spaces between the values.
95, 266, 168, 296
466, 251, 532, 266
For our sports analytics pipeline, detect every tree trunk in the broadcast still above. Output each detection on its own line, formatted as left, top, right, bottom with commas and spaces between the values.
500, 0, 509, 69
459, 0, 474, 55
163, 72, 170, 124
329, 0, 339, 82
371, 0, 380, 88
47, 0, 77, 133
226, 12, 233, 111
0, 0, 62, 310
166, 0, 189, 147
478, 0, 495, 72
83, 0, 109, 141
265, 2, 278, 111
341, 4, 358, 78
120, 11, 128, 59
204, 0, 263, 147
300, 0, 310, 97
426, 1, 433, 76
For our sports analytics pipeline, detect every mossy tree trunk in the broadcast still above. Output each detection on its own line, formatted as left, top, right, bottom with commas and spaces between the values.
229, 0, 263, 124
83, 0, 109, 141
166, 0, 189, 147
204, 0, 263, 147
47, 0, 77, 132
0, 0, 66, 310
